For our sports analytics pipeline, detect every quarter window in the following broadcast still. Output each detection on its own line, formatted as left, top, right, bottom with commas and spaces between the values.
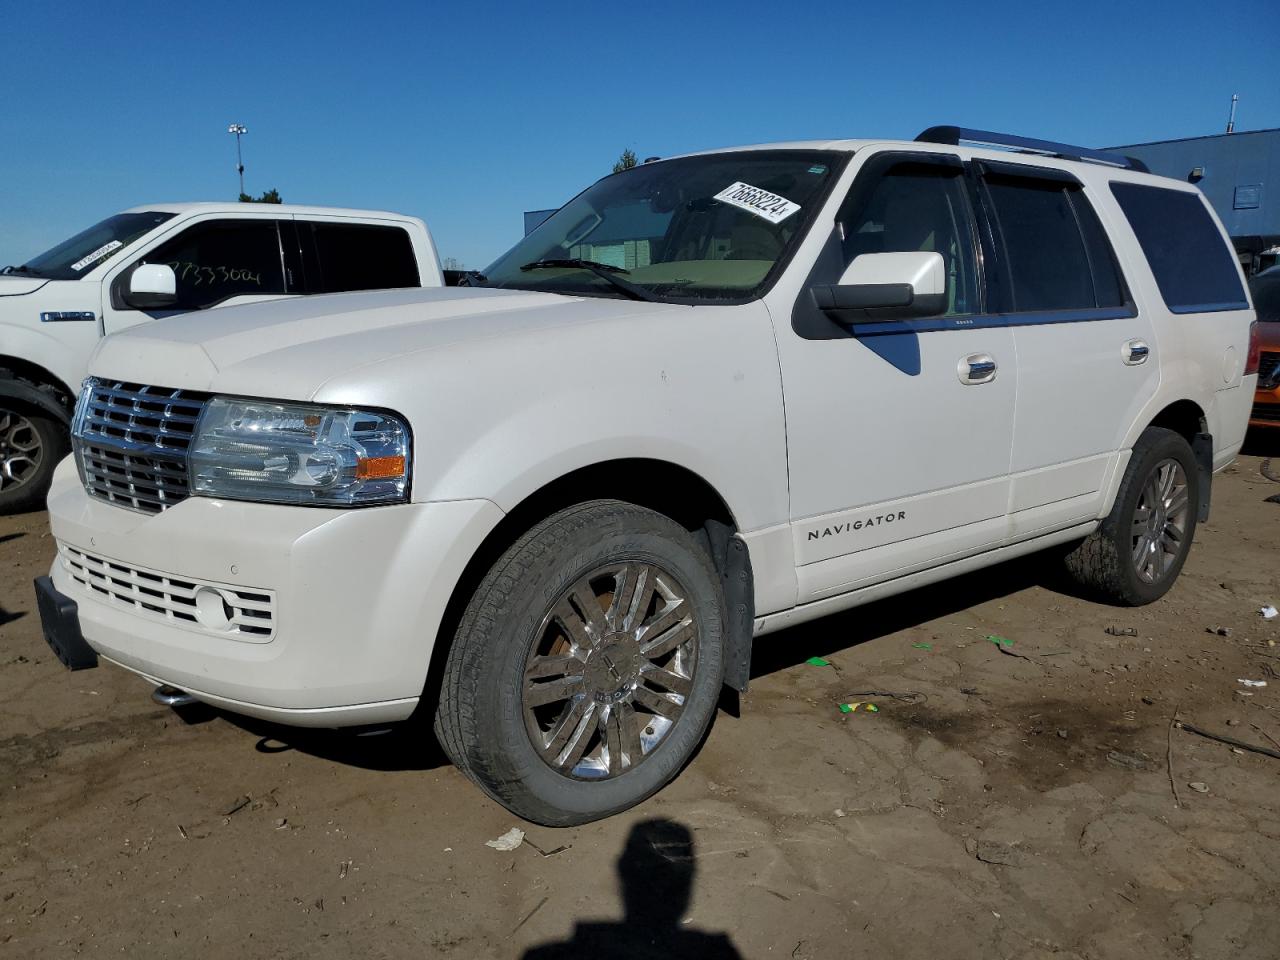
1110, 183, 1247, 313
138, 220, 285, 310
303, 222, 420, 293
983, 175, 1126, 312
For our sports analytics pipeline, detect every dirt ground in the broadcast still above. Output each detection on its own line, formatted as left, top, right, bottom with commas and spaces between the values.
2, 440, 1278, 960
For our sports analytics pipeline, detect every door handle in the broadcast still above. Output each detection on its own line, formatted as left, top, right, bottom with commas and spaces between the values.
958, 353, 997, 385
1123, 339, 1150, 365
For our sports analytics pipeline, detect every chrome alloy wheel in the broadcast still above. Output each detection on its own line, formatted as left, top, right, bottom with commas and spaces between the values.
1131, 458, 1190, 584
0, 411, 42, 491
522, 562, 699, 780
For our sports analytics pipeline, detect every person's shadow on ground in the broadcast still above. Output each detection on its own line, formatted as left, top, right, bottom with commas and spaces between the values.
521, 817, 742, 960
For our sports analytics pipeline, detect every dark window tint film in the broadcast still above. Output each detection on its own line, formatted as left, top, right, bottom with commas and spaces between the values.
985, 177, 1108, 312
305, 222, 420, 293
1110, 183, 1246, 313
140, 220, 285, 310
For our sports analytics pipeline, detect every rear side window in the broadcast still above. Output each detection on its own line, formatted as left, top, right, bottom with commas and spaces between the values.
1109, 183, 1247, 313
303, 222, 420, 293
139, 219, 285, 310
983, 174, 1127, 313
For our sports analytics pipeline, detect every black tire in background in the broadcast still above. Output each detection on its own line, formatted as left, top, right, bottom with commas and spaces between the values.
0, 405, 67, 515
434, 500, 726, 826
1063, 427, 1200, 605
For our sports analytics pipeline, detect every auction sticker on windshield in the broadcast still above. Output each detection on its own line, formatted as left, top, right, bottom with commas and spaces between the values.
714, 182, 800, 224
70, 241, 124, 272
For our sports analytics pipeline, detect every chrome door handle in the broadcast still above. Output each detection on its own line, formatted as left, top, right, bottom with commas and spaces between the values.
958, 353, 997, 385
1123, 339, 1150, 365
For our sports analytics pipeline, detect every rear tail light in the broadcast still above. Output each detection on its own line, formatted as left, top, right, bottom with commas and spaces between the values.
1245, 320, 1260, 376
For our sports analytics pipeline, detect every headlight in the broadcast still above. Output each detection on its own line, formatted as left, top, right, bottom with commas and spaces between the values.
189, 398, 410, 506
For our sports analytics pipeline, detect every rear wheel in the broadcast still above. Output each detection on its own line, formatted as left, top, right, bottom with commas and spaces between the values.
0, 406, 66, 514
434, 500, 725, 826
1063, 427, 1199, 605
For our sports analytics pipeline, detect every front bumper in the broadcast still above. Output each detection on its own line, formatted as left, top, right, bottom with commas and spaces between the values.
45, 458, 503, 727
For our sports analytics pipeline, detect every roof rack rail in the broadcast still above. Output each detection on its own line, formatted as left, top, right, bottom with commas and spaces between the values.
915, 126, 1149, 173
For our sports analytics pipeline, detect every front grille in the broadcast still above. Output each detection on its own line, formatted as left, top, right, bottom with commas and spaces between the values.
1258, 352, 1280, 390
74, 380, 210, 513
59, 543, 276, 641
1251, 402, 1280, 423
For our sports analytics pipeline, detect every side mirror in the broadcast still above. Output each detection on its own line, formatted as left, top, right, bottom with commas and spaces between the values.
123, 263, 178, 310
811, 251, 947, 321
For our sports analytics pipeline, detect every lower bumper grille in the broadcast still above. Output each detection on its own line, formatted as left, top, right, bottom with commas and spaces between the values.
1251, 402, 1280, 424
59, 543, 276, 641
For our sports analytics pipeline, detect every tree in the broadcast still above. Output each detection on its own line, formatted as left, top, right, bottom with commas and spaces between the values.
239, 188, 283, 203
612, 149, 637, 174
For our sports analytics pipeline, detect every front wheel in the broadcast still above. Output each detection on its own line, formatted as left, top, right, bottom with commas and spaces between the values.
434, 500, 726, 826
0, 406, 67, 514
1063, 427, 1199, 605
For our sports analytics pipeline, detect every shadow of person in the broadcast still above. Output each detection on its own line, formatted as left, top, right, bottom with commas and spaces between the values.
521, 818, 741, 960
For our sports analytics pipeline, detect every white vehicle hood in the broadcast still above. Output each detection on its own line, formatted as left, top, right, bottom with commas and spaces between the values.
89, 286, 683, 401
0, 276, 50, 297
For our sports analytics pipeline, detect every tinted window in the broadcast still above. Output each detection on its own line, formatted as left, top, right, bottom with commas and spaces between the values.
1250, 272, 1280, 323
1110, 183, 1247, 313
305, 223, 419, 293
840, 163, 979, 316
984, 176, 1125, 312
138, 220, 285, 310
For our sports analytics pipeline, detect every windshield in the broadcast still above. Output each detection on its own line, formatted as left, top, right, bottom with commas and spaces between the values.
11, 212, 177, 280
483, 150, 842, 303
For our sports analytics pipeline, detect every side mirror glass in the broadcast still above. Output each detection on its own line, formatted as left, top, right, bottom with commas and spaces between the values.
811, 251, 947, 321
124, 263, 178, 310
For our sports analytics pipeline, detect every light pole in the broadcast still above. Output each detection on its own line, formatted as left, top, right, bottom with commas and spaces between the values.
227, 123, 248, 196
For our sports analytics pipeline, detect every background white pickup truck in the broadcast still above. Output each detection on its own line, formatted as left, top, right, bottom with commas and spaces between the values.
0, 203, 442, 511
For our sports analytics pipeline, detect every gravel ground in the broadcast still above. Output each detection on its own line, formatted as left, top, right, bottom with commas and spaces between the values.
2, 438, 1278, 959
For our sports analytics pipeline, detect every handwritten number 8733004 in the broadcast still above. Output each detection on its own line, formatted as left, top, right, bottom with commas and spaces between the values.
168, 261, 264, 288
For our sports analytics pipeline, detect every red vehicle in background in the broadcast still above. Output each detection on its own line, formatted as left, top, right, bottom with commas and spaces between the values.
1250, 266, 1280, 428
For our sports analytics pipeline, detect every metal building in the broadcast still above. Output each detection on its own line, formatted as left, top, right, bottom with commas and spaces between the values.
1108, 128, 1280, 273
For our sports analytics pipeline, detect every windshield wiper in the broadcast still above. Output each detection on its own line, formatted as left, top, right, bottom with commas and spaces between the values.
1, 265, 35, 276
519, 258, 658, 302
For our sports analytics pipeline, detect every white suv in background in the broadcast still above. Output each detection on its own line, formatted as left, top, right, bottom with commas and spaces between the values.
0, 203, 442, 512
37, 128, 1258, 825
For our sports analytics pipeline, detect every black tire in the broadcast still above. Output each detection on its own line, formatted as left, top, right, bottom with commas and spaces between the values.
434, 500, 726, 826
0, 404, 68, 515
1063, 427, 1199, 605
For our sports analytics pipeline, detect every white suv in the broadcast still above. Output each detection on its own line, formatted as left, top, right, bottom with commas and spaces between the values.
37, 128, 1259, 825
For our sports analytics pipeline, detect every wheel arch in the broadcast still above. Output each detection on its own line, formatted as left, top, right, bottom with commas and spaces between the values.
1144, 398, 1208, 444
417, 457, 757, 729
1139, 398, 1212, 521
0, 354, 75, 422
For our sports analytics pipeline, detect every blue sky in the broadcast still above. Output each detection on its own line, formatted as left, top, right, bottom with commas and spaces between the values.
1, 0, 1277, 270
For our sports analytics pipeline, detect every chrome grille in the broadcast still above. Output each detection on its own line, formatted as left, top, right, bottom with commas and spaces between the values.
59, 542, 276, 641
73, 379, 210, 513
1258, 352, 1280, 390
